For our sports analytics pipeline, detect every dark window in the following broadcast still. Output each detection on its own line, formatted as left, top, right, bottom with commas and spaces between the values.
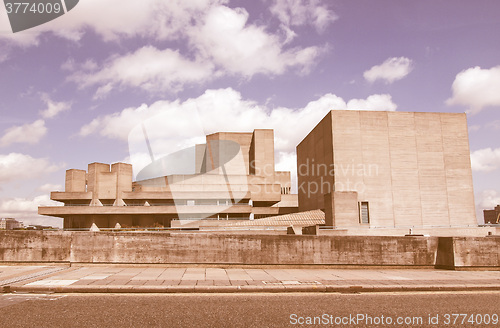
359, 202, 369, 224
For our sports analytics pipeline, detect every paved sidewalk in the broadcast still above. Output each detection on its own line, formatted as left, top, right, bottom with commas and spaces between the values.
2, 265, 500, 293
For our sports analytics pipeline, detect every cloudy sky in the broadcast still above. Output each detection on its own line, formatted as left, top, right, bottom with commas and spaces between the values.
1, 0, 499, 227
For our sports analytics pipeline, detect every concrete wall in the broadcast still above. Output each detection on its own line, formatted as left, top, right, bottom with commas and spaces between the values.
320, 226, 499, 237
297, 113, 334, 211
112, 163, 133, 201
452, 237, 500, 268
206, 132, 252, 175
250, 129, 275, 180
1, 231, 498, 268
0, 231, 71, 262
324, 192, 359, 227
297, 110, 477, 229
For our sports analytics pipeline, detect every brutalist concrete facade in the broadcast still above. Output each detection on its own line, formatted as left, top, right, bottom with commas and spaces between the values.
39, 129, 298, 229
297, 110, 476, 229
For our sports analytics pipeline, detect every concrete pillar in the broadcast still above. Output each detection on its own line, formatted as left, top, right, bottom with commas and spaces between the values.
206, 132, 252, 175
250, 129, 275, 179
111, 163, 133, 206
87, 163, 111, 197
324, 193, 334, 227
324, 191, 359, 228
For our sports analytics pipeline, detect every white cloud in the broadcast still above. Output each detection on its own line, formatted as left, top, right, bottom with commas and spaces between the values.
0, 0, 227, 45
4, 1, 325, 95
39, 93, 71, 119
269, 0, 338, 33
80, 88, 397, 151
470, 147, 500, 172
0, 195, 56, 214
0, 153, 62, 183
475, 189, 500, 224
69, 46, 215, 97
37, 183, 63, 192
0, 195, 62, 227
79, 103, 163, 140
63, 4, 326, 97
275, 151, 298, 192
0, 120, 47, 147
446, 66, 500, 114
476, 190, 500, 210
364, 57, 414, 84
79, 88, 397, 177
189, 5, 325, 77
346, 94, 398, 111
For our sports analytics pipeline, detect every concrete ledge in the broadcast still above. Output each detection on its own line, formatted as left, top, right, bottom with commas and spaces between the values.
6, 284, 500, 294
67, 263, 437, 269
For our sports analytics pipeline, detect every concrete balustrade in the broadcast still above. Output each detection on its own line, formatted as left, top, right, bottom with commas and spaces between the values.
0, 231, 498, 269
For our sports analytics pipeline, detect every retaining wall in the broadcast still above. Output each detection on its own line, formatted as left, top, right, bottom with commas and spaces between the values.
0, 231, 498, 268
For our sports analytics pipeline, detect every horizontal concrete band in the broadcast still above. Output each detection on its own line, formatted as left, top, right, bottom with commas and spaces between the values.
6, 285, 500, 294
39, 205, 254, 215
1, 231, 499, 268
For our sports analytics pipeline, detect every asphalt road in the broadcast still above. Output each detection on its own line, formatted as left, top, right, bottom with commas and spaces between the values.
0, 292, 499, 327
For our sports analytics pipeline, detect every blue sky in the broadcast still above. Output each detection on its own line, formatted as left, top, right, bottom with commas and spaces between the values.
1, 0, 499, 226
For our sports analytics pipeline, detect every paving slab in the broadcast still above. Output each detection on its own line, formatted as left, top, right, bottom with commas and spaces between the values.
143, 280, 165, 286
244, 269, 275, 281
108, 279, 131, 285
205, 268, 228, 281
181, 268, 205, 281
161, 280, 180, 286
71, 280, 97, 286
226, 269, 253, 281
89, 279, 113, 286
126, 280, 147, 286
2, 265, 500, 294
196, 280, 214, 286
230, 280, 248, 286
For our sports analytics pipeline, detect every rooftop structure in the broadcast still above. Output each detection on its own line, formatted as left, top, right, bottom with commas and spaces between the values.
39, 129, 298, 229
218, 209, 325, 228
484, 205, 500, 224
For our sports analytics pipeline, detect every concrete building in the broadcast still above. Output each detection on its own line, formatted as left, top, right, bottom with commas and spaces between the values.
484, 205, 500, 224
297, 110, 477, 231
0, 218, 23, 230
39, 129, 298, 229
